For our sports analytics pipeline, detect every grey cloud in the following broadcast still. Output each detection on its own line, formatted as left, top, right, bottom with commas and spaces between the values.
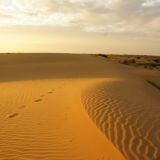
12, 0, 160, 24
141, 5, 160, 22
80, 1, 110, 14
4, 0, 160, 39
42, 0, 160, 28
111, 0, 160, 24
38, 0, 110, 14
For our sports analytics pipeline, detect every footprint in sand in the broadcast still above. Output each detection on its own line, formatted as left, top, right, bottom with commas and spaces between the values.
35, 99, 42, 102
8, 113, 19, 118
70, 138, 74, 142
21, 106, 27, 108
70, 137, 78, 142
58, 87, 62, 89
40, 95, 44, 98
48, 92, 53, 94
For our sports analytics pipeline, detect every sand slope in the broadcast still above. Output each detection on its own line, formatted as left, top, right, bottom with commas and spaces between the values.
0, 53, 160, 160
0, 54, 125, 160
82, 79, 160, 160
1, 79, 126, 160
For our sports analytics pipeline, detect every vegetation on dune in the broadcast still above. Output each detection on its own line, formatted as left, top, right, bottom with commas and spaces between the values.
146, 80, 160, 90
129, 59, 136, 63
97, 54, 160, 70
121, 58, 136, 65
152, 58, 160, 63
121, 59, 129, 65
136, 56, 141, 59
148, 62, 158, 67
96, 54, 108, 58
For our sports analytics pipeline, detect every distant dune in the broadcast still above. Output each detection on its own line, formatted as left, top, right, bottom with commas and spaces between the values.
0, 53, 160, 160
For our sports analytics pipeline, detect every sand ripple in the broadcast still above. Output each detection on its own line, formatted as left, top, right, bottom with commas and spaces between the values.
0, 79, 125, 160
82, 80, 160, 160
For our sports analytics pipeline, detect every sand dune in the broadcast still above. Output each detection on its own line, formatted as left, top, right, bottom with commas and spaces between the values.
0, 79, 125, 160
0, 53, 160, 160
82, 79, 160, 160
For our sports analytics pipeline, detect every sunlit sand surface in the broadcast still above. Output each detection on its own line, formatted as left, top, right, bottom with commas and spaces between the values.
0, 53, 160, 160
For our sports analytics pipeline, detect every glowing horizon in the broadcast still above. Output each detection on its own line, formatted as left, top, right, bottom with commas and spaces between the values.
0, 0, 160, 55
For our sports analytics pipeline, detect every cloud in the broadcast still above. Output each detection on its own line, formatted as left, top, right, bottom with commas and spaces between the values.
21, 11, 39, 17
0, 0, 159, 40
0, 13, 13, 18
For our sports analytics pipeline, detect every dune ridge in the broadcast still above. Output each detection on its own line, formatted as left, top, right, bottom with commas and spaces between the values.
82, 79, 160, 160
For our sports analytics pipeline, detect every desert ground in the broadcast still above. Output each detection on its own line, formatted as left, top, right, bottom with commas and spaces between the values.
0, 53, 160, 160
107, 54, 160, 87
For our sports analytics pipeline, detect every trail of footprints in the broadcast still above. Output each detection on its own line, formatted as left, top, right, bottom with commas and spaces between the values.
8, 113, 19, 118
34, 99, 42, 102
7, 84, 66, 119
82, 81, 160, 160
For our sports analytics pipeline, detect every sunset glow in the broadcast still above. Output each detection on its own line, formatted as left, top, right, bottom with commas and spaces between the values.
0, 0, 160, 54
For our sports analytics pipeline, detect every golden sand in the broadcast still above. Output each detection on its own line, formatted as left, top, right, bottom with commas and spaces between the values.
0, 53, 160, 160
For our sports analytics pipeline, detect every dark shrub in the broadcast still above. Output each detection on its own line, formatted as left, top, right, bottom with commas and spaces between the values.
153, 58, 160, 63
121, 59, 129, 65
129, 59, 136, 63
149, 62, 157, 67
98, 54, 108, 58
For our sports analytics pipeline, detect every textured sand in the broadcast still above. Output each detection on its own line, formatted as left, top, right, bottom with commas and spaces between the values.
122, 64, 160, 86
0, 53, 160, 160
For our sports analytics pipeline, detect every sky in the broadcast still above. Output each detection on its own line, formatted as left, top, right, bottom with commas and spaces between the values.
0, 0, 160, 55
